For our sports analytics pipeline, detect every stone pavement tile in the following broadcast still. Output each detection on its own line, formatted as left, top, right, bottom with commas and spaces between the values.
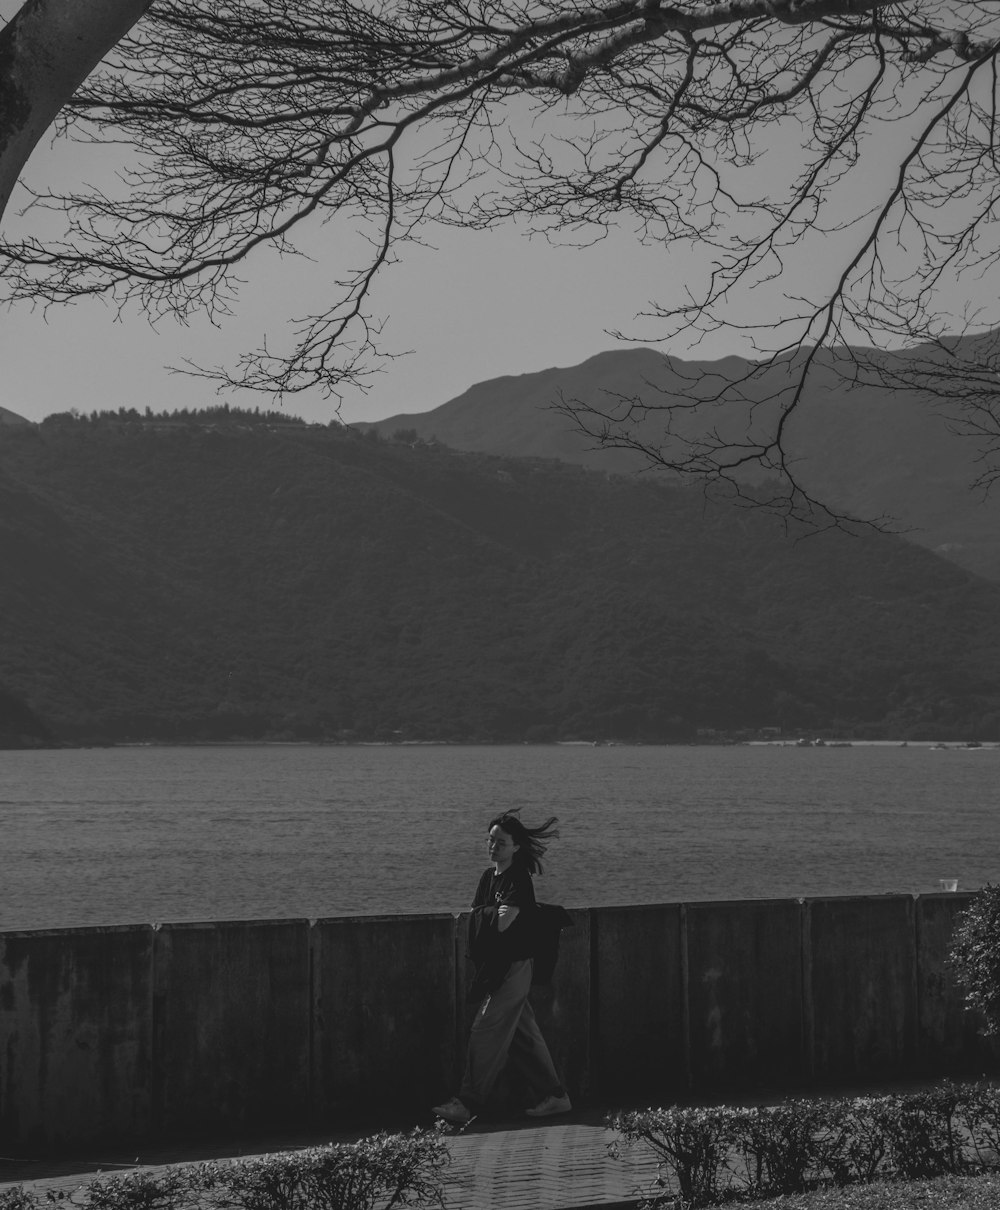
442, 1122, 661, 1209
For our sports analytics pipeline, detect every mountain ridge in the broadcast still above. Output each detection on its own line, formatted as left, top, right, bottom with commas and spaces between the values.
0, 406, 32, 427
365, 344, 1000, 581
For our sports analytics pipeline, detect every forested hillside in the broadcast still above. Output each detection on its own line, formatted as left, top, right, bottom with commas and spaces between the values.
368, 345, 1000, 583
2, 410, 1000, 745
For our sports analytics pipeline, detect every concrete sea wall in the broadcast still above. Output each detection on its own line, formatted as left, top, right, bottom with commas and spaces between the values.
0, 893, 994, 1154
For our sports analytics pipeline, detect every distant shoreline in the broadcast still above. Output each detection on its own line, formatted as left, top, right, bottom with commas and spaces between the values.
16, 737, 1000, 753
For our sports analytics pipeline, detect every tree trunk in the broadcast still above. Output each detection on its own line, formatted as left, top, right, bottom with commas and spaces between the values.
0, 0, 152, 223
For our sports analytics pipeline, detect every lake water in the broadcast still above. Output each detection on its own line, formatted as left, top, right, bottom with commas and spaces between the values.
1, 743, 997, 931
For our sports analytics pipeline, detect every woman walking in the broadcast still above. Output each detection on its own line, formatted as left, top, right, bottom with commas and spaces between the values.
433, 810, 572, 1125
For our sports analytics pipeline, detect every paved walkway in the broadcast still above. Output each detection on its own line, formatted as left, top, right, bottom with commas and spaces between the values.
0, 1109, 662, 1210
440, 1116, 659, 1208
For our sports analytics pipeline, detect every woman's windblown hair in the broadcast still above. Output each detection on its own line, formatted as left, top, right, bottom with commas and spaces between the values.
488, 809, 559, 874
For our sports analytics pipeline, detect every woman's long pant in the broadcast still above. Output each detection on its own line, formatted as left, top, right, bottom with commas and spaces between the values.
459, 958, 563, 1109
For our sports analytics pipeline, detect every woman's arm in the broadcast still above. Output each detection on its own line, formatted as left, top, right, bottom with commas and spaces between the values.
496, 866, 535, 931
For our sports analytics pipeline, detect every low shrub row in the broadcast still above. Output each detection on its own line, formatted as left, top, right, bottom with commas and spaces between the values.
6, 1085, 1000, 1210
609, 1081, 1000, 1207
0, 1132, 447, 1210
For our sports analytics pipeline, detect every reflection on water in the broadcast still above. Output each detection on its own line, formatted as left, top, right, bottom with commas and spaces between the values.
1, 743, 997, 930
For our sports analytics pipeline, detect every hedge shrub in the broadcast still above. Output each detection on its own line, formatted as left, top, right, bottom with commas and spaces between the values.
1, 1132, 446, 1210
610, 1081, 1000, 1208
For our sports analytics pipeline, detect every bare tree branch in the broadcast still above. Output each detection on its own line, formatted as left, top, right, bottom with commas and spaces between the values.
4, 0, 1000, 521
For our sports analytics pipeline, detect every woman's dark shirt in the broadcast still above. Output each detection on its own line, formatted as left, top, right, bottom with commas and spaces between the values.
472, 864, 537, 913
466, 863, 537, 998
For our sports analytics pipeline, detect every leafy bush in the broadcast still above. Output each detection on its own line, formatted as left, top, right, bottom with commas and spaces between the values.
612, 1101, 838, 1206
291, 1134, 447, 1210
82, 1169, 215, 1210
949, 885, 1000, 1035
2, 1133, 446, 1210
878, 1087, 966, 1180
825, 1087, 968, 1185
0, 1192, 41, 1210
610, 1106, 740, 1206
204, 1152, 305, 1210
956, 1082, 1000, 1170
826, 1097, 892, 1186
734, 1100, 837, 1197
610, 1083, 1000, 1208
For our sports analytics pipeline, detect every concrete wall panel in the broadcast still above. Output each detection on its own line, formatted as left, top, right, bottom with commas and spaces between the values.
454, 910, 474, 1075
592, 904, 684, 1100
152, 919, 311, 1138
313, 913, 456, 1118
687, 899, 804, 1089
0, 926, 153, 1152
531, 908, 591, 1101
808, 896, 917, 1081
1, 894, 995, 1152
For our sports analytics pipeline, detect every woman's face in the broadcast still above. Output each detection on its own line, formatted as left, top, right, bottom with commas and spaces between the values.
488, 825, 519, 872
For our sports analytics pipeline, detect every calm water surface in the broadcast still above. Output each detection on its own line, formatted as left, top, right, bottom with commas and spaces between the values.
1, 743, 997, 930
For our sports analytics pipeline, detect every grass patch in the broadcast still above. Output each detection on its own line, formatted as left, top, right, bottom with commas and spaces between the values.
751, 1171, 1000, 1209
